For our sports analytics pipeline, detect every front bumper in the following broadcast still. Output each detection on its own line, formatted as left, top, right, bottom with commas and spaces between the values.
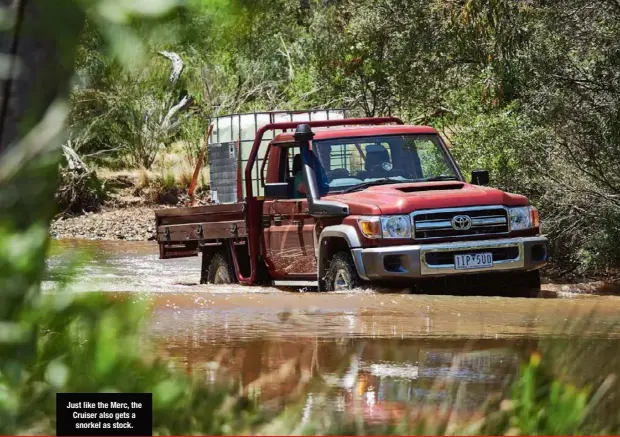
351, 237, 549, 281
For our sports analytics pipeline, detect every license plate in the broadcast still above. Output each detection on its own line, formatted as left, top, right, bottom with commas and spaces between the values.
454, 252, 493, 270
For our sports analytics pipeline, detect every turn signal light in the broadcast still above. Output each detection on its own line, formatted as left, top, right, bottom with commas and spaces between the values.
358, 217, 381, 238
530, 206, 540, 228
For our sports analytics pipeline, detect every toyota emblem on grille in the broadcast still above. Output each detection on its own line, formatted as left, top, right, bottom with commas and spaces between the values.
451, 215, 472, 231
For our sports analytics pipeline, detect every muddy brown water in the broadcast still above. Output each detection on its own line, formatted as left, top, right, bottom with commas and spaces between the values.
46, 240, 620, 424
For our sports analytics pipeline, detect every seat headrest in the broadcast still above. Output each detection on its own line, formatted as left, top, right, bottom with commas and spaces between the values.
365, 145, 390, 171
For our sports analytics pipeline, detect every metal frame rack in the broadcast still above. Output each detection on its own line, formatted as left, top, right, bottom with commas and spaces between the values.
208, 109, 346, 201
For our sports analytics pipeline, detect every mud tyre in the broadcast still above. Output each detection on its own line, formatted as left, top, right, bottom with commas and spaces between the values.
207, 252, 235, 285
324, 251, 362, 291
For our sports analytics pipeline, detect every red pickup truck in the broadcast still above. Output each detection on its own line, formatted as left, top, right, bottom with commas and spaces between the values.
155, 116, 548, 295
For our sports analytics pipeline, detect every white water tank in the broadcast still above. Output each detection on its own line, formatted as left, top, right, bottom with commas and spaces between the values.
207, 109, 346, 203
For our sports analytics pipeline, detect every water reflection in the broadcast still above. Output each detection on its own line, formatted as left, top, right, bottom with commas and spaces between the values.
156, 332, 530, 416
46, 239, 620, 425
144, 289, 620, 422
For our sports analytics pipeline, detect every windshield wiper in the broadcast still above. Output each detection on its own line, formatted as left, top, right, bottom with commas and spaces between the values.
341, 178, 397, 193
419, 175, 459, 182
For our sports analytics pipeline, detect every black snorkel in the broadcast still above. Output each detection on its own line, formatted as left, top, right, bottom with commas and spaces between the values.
294, 124, 349, 217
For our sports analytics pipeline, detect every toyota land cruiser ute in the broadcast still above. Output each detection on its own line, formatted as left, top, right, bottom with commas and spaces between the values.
154, 114, 549, 296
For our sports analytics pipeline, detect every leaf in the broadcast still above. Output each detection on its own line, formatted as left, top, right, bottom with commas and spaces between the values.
153, 379, 183, 406
45, 360, 69, 388
94, 312, 119, 376
97, 0, 179, 23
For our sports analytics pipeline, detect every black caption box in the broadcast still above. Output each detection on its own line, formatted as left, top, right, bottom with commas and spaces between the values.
56, 393, 152, 436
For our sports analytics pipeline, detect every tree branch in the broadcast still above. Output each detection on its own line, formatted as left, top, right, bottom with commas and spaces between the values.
158, 51, 184, 85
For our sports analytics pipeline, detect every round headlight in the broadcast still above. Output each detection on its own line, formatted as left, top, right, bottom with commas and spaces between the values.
381, 215, 411, 239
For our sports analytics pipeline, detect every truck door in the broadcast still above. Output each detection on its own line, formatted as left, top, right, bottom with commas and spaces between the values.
262, 145, 317, 280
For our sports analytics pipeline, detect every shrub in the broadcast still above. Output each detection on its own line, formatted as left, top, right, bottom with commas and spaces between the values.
136, 167, 151, 190
56, 146, 107, 216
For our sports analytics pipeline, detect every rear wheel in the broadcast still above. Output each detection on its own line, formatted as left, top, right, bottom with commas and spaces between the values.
325, 251, 362, 291
207, 252, 235, 285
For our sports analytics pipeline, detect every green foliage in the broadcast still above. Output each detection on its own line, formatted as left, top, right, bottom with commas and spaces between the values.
64, 1, 620, 274
68, 0, 620, 273
159, 169, 176, 191
289, 351, 616, 436
436, 82, 547, 196
500, 354, 589, 435
56, 167, 108, 215
3, 0, 620, 434
0, 289, 264, 436
0, 1, 265, 434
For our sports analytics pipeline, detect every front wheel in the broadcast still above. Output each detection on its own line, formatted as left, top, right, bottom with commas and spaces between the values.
324, 251, 362, 291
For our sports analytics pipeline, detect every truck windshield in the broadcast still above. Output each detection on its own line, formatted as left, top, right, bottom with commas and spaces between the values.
311, 134, 460, 193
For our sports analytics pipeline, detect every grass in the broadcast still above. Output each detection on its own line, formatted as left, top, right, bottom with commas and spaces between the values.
137, 167, 151, 190
158, 169, 176, 191
91, 150, 210, 207
176, 166, 194, 189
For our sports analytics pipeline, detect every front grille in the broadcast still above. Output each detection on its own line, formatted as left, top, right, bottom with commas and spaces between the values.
412, 206, 509, 240
425, 247, 519, 266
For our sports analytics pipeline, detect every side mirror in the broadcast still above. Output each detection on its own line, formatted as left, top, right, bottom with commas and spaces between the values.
471, 169, 489, 186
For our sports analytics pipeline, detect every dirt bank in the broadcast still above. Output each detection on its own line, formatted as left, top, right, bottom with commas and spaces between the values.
51, 168, 211, 241
50, 206, 159, 241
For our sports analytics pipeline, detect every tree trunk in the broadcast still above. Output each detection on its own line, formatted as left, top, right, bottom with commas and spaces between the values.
0, 0, 84, 226
0, 0, 84, 152
0, 0, 84, 347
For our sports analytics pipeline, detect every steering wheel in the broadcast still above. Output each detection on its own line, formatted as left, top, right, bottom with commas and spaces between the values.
366, 162, 407, 179
367, 162, 393, 173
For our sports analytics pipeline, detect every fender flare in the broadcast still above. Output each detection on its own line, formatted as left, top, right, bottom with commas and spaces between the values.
316, 225, 368, 287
